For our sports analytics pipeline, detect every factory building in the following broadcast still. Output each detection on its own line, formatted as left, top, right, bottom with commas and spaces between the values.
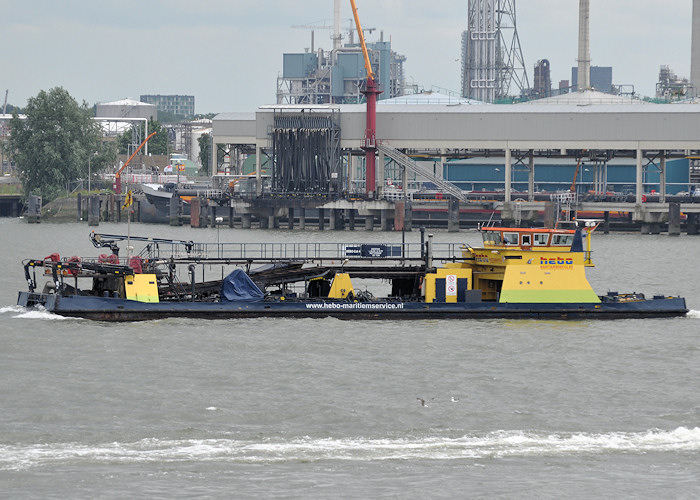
140, 94, 195, 119
213, 90, 700, 202
275, 0, 405, 105
656, 66, 694, 101
571, 66, 613, 94
277, 38, 406, 105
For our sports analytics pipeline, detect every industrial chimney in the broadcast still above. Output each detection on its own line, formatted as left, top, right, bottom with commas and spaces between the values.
692, 0, 700, 93
333, 0, 342, 53
577, 0, 591, 91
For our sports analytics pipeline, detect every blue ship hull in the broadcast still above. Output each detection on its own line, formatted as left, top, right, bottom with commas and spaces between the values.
17, 292, 688, 322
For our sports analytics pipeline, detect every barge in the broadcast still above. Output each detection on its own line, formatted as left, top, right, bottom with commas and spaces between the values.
17, 226, 687, 321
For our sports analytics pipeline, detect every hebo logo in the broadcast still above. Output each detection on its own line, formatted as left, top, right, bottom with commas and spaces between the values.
540, 256, 574, 267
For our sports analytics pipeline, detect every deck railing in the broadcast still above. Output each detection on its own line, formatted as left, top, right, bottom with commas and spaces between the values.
69, 240, 468, 265
140, 241, 466, 263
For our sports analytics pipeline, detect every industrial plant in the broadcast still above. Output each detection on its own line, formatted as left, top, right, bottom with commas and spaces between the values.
276, 0, 406, 105
7, 0, 700, 235
202, 0, 700, 235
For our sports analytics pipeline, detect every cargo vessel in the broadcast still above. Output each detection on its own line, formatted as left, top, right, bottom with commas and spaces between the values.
17, 226, 687, 321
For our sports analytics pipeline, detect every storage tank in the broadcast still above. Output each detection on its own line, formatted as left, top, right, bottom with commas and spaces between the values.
95, 98, 157, 120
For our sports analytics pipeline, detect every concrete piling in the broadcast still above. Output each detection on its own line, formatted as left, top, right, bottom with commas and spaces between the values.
241, 213, 252, 229
318, 208, 325, 231
88, 195, 99, 227
170, 195, 181, 226
299, 208, 306, 230
668, 202, 681, 236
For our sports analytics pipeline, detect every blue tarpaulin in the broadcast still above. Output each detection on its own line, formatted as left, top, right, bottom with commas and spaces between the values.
220, 269, 264, 302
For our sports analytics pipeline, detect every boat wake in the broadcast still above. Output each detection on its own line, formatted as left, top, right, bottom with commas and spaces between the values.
2, 427, 699, 470
0, 305, 75, 321
686, 310, 700, 319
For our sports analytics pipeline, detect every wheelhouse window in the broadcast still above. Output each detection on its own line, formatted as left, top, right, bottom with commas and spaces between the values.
551, 233, 575, 246
521, 234, 532, 246
482, 231, 503, 245
533, 233, 550, 246
503, 232, 520, 245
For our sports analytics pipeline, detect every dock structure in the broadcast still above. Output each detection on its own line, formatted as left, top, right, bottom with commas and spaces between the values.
209, 93, 700, 233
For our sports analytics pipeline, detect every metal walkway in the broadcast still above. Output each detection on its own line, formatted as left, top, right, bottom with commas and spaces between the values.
152, 241, 465, 264
377, 144, 467, 201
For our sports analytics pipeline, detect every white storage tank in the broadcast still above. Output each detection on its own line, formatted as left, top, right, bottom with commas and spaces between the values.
95, 98, 157, 120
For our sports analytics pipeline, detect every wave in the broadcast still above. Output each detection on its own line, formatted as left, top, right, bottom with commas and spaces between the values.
686, 310, 700, 319
2, 427, 699, 470
0, 306, 25, 315
0, 305, 75, 321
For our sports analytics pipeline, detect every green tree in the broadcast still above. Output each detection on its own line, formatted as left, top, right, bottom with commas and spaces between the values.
6, 87, 113, 201
156, 110, 186, 123
116, 117, 168, 156
198, 132, 211, 176
147, 118, 168, 155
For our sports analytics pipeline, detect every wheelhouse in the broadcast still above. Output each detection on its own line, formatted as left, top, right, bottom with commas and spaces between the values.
480, 227, 576, 249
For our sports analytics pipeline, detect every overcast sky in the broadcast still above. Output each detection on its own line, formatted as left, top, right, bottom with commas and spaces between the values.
1, 0, 693, 113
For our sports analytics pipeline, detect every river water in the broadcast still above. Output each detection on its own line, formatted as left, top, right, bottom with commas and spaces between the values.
1, 218, 699, 498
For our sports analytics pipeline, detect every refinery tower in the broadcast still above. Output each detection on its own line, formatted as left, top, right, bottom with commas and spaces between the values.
461, 0, 529, 102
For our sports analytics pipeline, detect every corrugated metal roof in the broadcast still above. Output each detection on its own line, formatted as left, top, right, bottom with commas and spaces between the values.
518, 89, 646, 106
218, 100, 700, 120
98, 98, 153, 107
379, 92, 485, 106
258, 104, 340, 110
214, 112, 256, 121
359, 102, 700, 114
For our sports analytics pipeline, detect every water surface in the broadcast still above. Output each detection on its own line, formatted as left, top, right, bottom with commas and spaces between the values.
1, 219, 699, 498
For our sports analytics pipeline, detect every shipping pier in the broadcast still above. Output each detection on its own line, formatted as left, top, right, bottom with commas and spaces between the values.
201, 93, 700, 233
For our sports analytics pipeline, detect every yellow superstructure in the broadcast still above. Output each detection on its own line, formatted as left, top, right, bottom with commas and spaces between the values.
125, 274, 159, 303
424, 266, 474, 303
328, 273, 355, 299
425, 226, 600, 304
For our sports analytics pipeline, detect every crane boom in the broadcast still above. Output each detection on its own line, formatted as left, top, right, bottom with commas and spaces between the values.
349, 0, 374, 82
570, 150, 588, 192
115, 131, 157, 194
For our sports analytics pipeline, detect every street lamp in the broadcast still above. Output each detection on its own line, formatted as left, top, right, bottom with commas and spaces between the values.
215, 216, 224, 258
